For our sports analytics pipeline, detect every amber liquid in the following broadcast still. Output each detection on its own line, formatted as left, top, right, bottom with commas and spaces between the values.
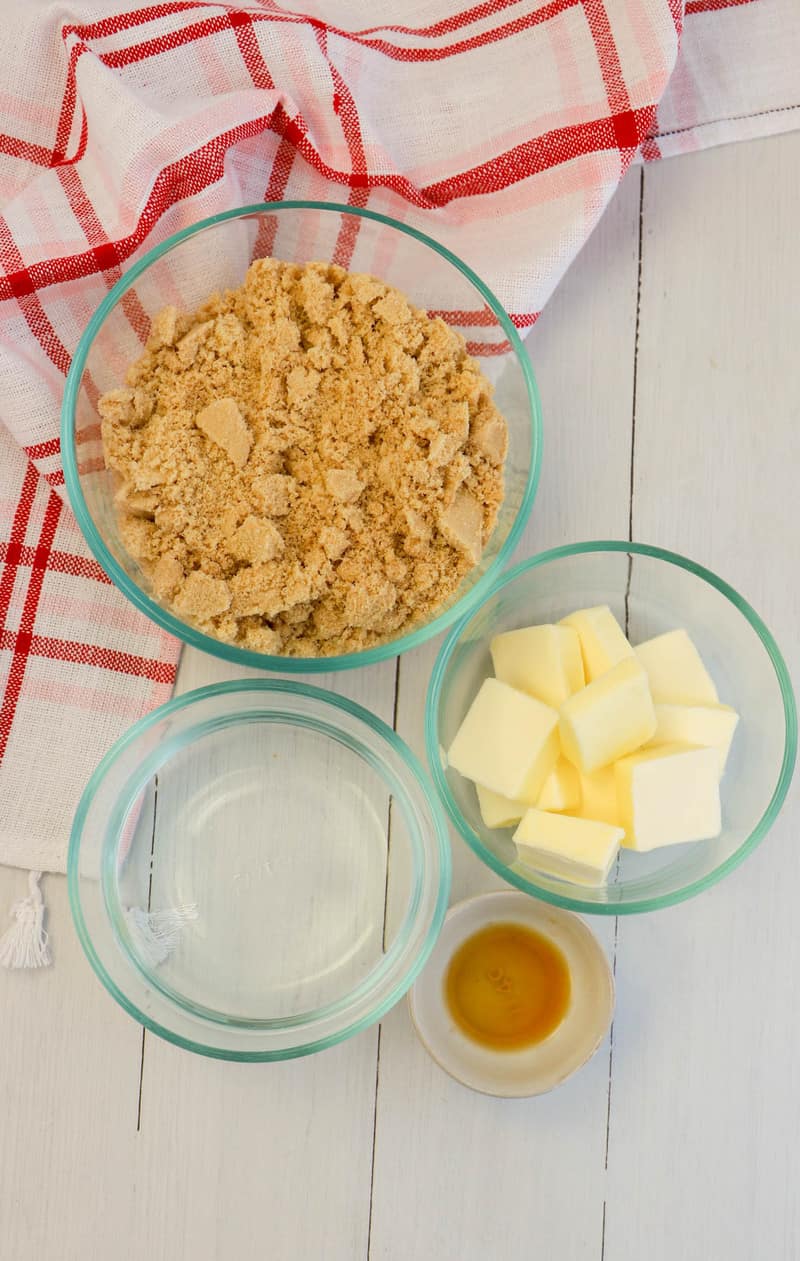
444, 922, 571, 1051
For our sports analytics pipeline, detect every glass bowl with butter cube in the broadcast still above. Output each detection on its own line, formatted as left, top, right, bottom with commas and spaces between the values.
426, 541, 796, 914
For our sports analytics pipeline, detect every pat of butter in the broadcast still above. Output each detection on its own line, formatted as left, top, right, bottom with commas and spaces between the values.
514, 809, 623, 887
635, 629, 719, 705
447, 677, 559, 805
574, 767, 622, 828
615, 742, 721, 851
476, 784, 525, 829
537, 759, 581, 812
649, 703, 739, 776
559, 605, 634, 682
559, 657, 657, 774
490, 623, 584, 708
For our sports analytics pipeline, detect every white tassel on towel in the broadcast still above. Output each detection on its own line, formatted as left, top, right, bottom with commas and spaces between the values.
0, 871, 51, 969
124, 904, 198, 967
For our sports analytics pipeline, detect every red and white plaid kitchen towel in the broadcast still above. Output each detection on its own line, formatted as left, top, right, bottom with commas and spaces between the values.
0, 1, 797, 954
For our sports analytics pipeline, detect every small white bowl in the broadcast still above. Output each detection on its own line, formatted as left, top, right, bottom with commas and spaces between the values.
408, 892, 614, 1096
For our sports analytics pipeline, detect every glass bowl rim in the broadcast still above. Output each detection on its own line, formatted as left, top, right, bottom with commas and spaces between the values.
60, 199, 543, 674
425, 539, 797, 916
68, 677, 453, 1061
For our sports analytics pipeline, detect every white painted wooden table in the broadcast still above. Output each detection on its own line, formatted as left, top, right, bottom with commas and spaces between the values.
2, 132, 798, 1261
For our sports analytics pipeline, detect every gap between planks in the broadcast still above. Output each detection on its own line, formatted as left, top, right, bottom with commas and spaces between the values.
601, 163, 646, 1261
136, 774, 159, 1133
366, 652, 402, 1259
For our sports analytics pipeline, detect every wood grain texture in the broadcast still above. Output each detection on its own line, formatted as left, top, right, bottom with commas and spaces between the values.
134, 1032, 381, 1261
0, 868, 142, 1257
604, 134, 800, 1261
367, 168, 642, 1261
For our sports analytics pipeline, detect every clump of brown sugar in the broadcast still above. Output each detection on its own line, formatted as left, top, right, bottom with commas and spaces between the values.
100, 259, 508, 657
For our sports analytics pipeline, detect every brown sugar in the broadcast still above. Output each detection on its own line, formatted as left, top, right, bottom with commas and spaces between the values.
100, 259, 508, 657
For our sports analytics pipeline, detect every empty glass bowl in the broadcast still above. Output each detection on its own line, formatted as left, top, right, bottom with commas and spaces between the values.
69, 680, 451, 1059
426, 542, 796, 914
61, 201, 542, 672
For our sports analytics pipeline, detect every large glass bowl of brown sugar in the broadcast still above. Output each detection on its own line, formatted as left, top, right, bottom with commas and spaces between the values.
61, 203, 541, 673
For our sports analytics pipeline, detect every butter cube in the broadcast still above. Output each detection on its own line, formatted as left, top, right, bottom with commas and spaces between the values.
447, 678, 559, 805
635, 629, 718, 705
476, 784, 525, 829
559, 657, 657, 774
649, 703, 739, 776
574, 767, 622, 828
490, 623, 584, 708
514, 809, 623, 888
537, 759, 581, 812
559, 605, 634, 682
615, 742, 721, 851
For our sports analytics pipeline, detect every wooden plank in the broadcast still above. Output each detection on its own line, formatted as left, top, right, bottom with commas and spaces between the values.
134, 1032, 381, 1261
132, 651, 398, 1261
368, 168, 643, 1261
605, 133, 800, 1261
0, 866, 141, 1256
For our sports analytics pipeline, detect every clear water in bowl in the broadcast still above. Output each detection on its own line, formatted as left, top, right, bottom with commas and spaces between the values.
70, 681, 448, 1058
113, 719, 405, 1021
